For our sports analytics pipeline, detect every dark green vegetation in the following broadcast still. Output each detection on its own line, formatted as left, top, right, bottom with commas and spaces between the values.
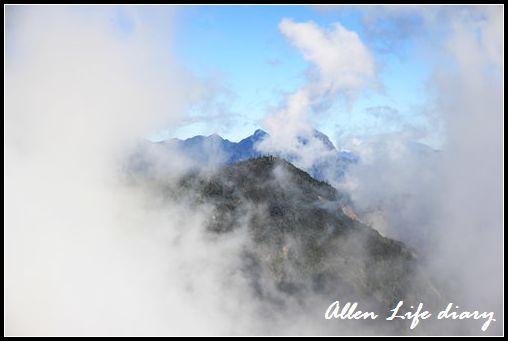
162, 156, 442, 313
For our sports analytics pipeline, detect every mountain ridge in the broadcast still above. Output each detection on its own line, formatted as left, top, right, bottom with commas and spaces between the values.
162, 129, 356, 181
164, 156, 442, 314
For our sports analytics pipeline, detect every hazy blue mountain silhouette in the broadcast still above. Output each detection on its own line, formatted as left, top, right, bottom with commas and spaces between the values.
164, 129, 357, 181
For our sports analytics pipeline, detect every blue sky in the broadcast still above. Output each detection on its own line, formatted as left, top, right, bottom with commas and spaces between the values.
140, 6, 433, 145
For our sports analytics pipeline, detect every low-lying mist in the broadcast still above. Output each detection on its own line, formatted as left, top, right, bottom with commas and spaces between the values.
5, 5, 503, 336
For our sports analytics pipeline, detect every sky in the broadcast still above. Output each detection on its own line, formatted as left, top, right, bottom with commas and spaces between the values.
136, 5, 434, 146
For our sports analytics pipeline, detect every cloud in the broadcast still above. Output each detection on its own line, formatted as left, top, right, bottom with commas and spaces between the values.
335, 131, 440, 245
5, 7, 372, 336
257, 19, 376, 170
279, 18, 376, 100
365, 105, 401, 123
259, 6, 502, 335
332, 6, 503, 334
4, 6, 253, 336
425, 5, 502, 330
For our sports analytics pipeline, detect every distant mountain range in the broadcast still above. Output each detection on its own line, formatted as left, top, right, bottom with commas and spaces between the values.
157, 129, 358, 182
166, 129, 269, 165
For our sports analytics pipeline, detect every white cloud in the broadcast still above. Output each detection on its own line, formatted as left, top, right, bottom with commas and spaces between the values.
279, 18, 376, 99
257, 19, 376, 169
333, 6, 503, 334
3, 6, 253, 336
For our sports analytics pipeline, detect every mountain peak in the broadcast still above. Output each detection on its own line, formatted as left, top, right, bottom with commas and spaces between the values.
239, 129, 268, 143
312, 129, 336, 150
162, 128, 356, 181
171, 156, 439, 310
208, 133, 224, 140
253, 128, 268, 136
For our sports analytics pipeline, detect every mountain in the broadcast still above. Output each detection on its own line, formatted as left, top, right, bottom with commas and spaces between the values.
230, 128, 268, 162
164, 156, 442, 313
161, 129, 357, 181
160, 129, 267, 165
297, 129, 336, 151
